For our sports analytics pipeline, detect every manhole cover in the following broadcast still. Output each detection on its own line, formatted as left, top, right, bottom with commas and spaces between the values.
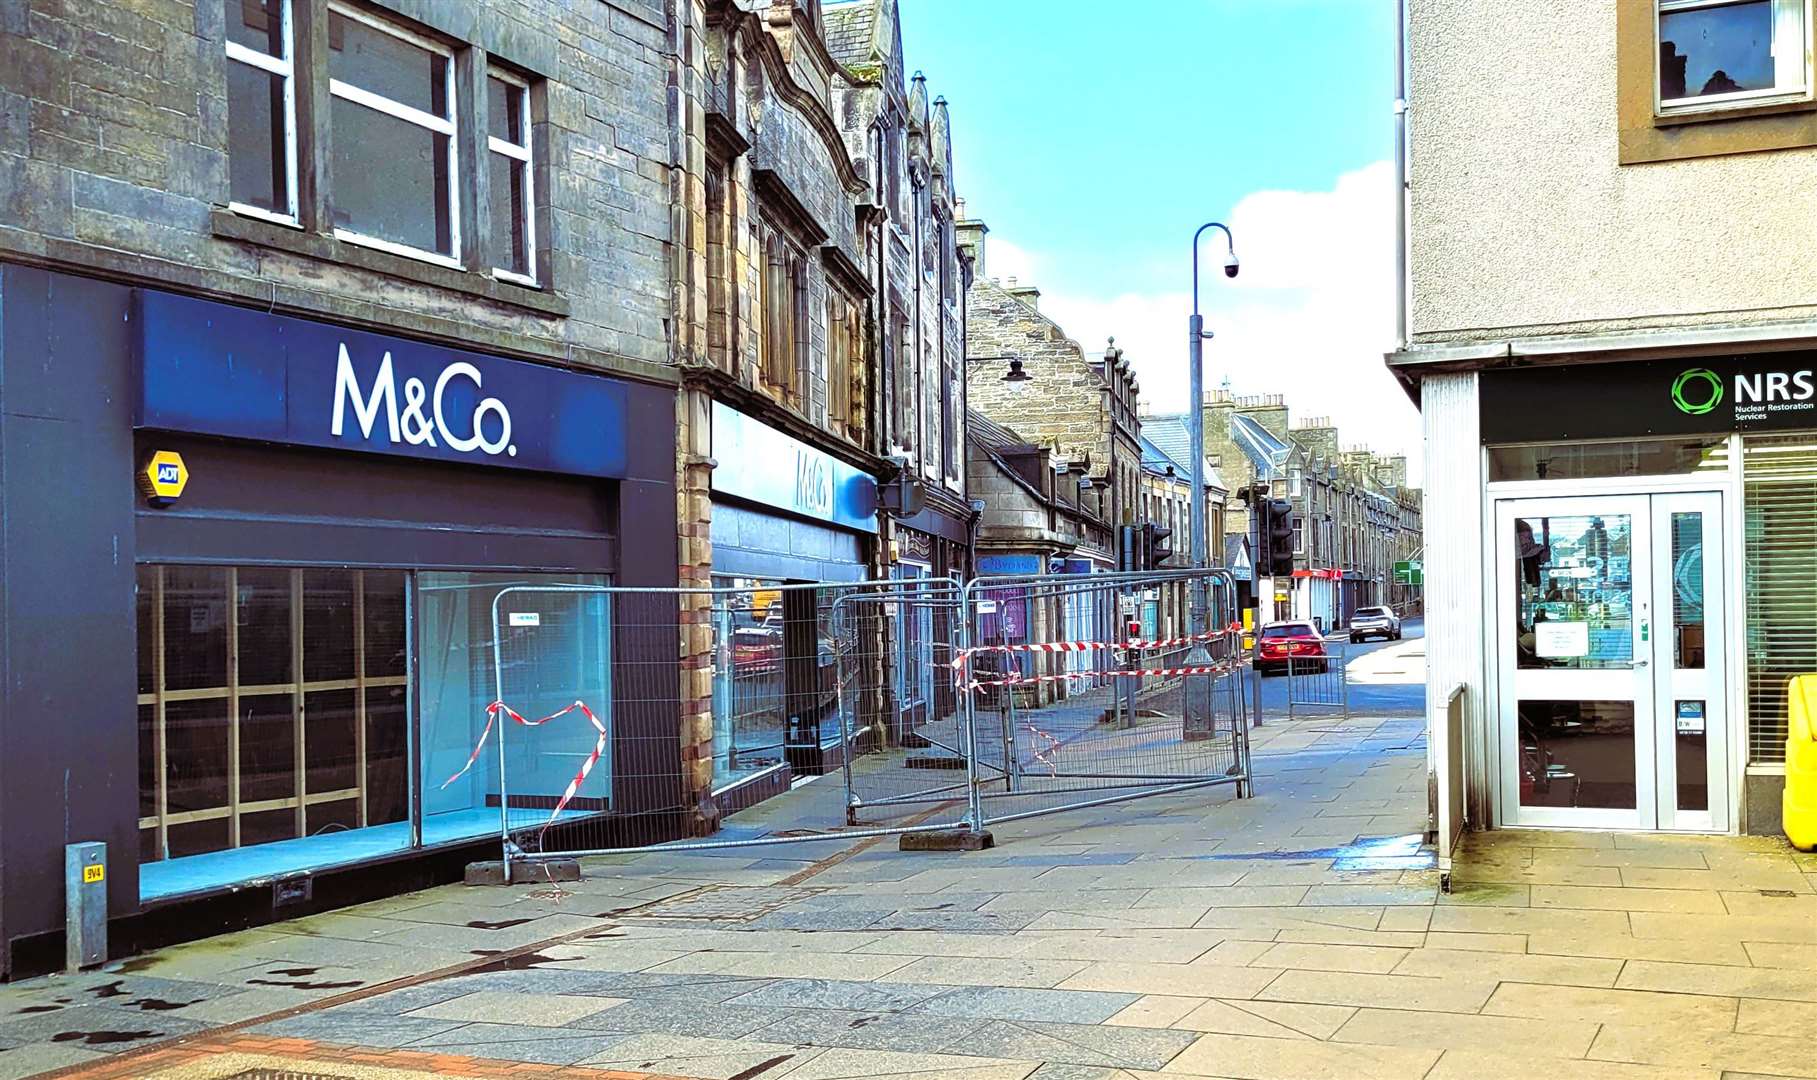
605, 884, 828, 923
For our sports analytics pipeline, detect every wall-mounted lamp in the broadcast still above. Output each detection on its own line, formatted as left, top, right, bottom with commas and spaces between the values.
1001, 358, 1031, 383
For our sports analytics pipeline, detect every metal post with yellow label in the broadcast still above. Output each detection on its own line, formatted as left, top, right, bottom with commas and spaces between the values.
66, 842, 106, 971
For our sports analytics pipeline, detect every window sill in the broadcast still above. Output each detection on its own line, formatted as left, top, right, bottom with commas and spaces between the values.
210, 208, 569, 318
1654, 96, 1817, 128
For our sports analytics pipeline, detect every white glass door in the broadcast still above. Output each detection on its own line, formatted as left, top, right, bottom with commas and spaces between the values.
1495, 492, 1728, 831
1498, 496, 1654, 829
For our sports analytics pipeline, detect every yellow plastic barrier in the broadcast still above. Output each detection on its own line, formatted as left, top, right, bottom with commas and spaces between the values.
1787, 675, 1817, 851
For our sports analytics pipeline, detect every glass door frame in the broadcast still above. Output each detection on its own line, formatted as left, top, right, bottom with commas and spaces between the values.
1488, 479, 1733, 833
1649, 490, 1729, 833
1493, 493, 1657, 831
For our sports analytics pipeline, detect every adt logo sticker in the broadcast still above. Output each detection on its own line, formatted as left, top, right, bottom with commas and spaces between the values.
1671, 368, 1725, 416
139, 449, 188, 504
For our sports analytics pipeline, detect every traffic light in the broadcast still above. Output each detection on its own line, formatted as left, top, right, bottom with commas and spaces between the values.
1146, 523, 1173, 567
1118, 524, 1137, 572
1267, 498, 1296, 576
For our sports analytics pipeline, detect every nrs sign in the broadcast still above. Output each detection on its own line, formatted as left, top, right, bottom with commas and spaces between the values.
1481, 351, 1817, 443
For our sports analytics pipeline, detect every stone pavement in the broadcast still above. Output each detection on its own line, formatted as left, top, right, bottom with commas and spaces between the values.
2, 709, 1815, 1080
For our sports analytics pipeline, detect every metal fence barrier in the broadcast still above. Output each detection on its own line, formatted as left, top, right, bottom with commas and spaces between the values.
956, 569, 1252, 832
461, 571, 1253, 878
1282, 636, 1350, 718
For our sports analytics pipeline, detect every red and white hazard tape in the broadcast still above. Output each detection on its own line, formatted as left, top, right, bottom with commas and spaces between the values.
953, 626, 1242, 670
440, 699, 607, 840
966, 661, 1246, 690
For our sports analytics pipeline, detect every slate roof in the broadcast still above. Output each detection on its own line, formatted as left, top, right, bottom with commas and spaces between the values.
1140, 433, 1186, 476
822, 0, 880, 69
967, 408, 1034, 454
1141, 416, 1193, 472
1138, 415, 1227, 492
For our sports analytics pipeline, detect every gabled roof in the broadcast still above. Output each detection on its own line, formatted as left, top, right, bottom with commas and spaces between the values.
1134, 415, 1227, 493
1231, 413, 1291, 475
1225, 534, 1254, 580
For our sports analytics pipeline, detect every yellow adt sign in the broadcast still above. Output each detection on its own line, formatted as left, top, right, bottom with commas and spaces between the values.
140, 450, 188, 502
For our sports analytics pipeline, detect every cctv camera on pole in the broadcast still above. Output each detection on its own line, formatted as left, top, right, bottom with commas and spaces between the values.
1184, 221, 1236, 742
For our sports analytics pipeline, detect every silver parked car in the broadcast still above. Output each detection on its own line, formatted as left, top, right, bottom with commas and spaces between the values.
1350, 605, 1402, 642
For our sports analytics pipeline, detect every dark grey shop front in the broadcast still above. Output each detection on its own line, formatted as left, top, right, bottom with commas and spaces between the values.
0, 266, 678, 977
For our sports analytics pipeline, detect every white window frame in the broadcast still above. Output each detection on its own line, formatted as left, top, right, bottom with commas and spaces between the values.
224, 0, 300, 228
487, 68, 537, 286
326, 2, 462, 270
1656, 0, 1812, 115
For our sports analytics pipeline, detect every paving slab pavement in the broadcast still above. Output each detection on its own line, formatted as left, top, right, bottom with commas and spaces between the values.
1, 709, 1813, 1079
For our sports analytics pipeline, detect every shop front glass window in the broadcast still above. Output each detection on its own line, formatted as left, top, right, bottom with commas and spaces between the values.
136, 565, 408, 898
897, 565, 931, 711
1488, 437, 1729, 482
710, 577, 788, 787
1512, 514, 1635, 670
417, 572, 611, 847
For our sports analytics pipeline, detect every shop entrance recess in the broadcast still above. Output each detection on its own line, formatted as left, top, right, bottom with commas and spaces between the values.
1494, 492, 1727, 832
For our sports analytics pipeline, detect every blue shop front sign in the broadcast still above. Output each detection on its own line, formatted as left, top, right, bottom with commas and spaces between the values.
134, 292, 629, 478
978, 554, 1042, 576
710, 402, 877, 533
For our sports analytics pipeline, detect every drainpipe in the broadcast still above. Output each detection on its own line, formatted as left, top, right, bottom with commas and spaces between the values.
912, 167, 925, 479
1394, 0, 1411, 349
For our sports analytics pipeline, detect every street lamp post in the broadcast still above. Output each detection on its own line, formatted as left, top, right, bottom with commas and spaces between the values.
1183, 222, 1238, 741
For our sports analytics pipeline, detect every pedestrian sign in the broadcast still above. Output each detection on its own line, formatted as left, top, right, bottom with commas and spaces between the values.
139, 450, 188, 503
1394, 559, 1423, 586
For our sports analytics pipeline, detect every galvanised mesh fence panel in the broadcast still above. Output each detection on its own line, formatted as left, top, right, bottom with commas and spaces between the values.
959, 569, 1253, 829
833, 578, 986, 831
467, 581, 976, 876
1285, 636, 1349, 718
447, 573, 1255, 879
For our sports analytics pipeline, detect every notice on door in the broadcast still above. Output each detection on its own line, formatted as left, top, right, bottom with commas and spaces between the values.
1534, 620, 1590, 658
1676, 700, 1706, 735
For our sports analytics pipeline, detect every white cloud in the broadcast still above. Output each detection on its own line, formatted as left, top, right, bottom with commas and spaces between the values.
991, 162, 1422, 483
980, 235, 1041, 287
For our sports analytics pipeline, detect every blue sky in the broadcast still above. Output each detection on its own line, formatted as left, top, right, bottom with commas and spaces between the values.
899, 0, 1421, 473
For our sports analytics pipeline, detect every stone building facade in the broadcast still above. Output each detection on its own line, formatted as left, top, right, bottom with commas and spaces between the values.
1395, 0, 1814, 838
667, 0, 969, 808
962, 222, 1143, 564
0, 0, 973, 975
0, 0, 689, 975
826, 0, 973, 733
1145, 393, 1423, 628
966, 409, 1113, 705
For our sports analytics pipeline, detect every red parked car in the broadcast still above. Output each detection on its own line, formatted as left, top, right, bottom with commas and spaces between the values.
1257, 621, 1329, 675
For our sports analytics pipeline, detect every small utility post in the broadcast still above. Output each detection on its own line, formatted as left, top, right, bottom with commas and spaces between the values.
1183, 221, 1237, 742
